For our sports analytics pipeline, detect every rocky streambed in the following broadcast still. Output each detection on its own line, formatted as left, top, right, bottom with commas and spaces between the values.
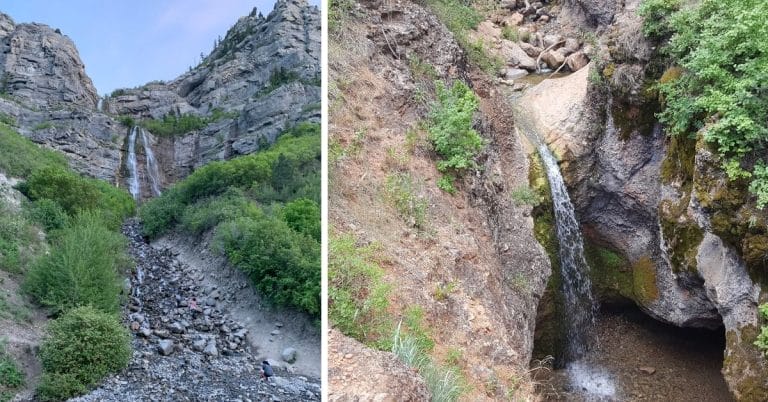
72, 219, 320, 402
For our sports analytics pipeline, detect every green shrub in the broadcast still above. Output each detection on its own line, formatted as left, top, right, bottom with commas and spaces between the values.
0, 113, 16, 127
117, 115, 135, 127
214, 216, 320, 316
23, 167, 134, 229
329, 232, 392, 347
428, 81, 484, 192
139, 187, 184, 238
510, 185, 541, 206
502, 26, 519, 42
180, 188, 263, 235
281, 198, 321, 241
25, 199, 69, 232
0, 342, 24, 400
0, 202, 39, 274
0, 125, 67, 179
641, 0, 768, 207
38, 306, 130, 401
385, 173, 428, 229
24, 212, 128, 315
141, 113, 207, 137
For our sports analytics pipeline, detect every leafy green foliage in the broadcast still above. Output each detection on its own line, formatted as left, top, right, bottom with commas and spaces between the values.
0, 342, 24, 401
180, 188, 263, 235
510, 185, 542, 206
214, 216, 320, 316
0, 113, 16, 127
0, 199, 43, 275
117, 115, 135, 127
24, 212, 128, 315
0, 125, 67, 179
428, 81, 484, 191
755, 303, 768, 355
330, 0, 355, 33
25, 199, 70, 232
641, 0, 768, 207
425, 0, 501, 74
256, 67, 301, 97
281, 198, 321, 241
23, 167, 134, 229
38, 306, 130, 401
141, 113, 207, 137
638, 0, 682, 37
329, 232, 392, 348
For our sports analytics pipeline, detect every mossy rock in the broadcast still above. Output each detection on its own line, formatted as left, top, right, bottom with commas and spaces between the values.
632, 256, 659, 304
660, 134, 696, 185
584, 240, 633, 304
723, 326, 768, 401
660, 217, 704, 274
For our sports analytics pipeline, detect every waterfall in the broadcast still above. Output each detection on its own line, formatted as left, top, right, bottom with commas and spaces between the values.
140, 128, 162, 196
126, 126, 140, 200
537, 144, 598, 361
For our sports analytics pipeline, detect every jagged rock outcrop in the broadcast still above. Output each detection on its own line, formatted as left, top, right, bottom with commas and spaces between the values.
106, 0, 321, 186
0, 13, 98, 109
0, 12, 123, 181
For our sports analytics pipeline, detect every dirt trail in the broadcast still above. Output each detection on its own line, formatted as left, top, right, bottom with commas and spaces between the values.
73, 219, 320, 402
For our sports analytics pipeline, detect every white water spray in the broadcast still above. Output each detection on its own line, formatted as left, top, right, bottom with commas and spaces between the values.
141, 128, 162, 196
126, 126, 140, 200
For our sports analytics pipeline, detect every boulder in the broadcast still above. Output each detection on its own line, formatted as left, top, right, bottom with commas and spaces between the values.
503, 68, 529, 80
502, 12, 524, 27
204, 340, 219, 356
540, 49, 566, 69
519, 42, 542, 58
500, 41, 538, 71
282, 347, 298, 363
567, 51, 590, 72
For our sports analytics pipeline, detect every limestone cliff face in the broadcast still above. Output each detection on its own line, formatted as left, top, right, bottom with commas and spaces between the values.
521, 0, 768, 397
106, 0, 321, 185
0, 12, 122, 181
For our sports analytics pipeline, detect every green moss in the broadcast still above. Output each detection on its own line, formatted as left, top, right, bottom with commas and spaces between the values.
632, 256, 659, 304
660, 133, 696, 185
584, 241, 633, 303
660, 218, 704, 274
528, 152, 567, 362
724, 326, 768, 402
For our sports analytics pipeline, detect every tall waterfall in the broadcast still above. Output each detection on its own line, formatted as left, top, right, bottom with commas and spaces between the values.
537, 143, 597, 361
141, 128, 162, 196
126, 126, 140, 200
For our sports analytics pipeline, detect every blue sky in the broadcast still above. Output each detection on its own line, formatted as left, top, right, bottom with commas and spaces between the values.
2, 1, 317, 96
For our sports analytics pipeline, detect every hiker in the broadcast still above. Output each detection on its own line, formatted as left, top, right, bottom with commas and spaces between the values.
189, 297, 201, 316
261, 360, 274, 382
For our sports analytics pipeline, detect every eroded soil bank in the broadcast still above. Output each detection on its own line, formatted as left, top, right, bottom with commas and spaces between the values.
536, 307, 732, 402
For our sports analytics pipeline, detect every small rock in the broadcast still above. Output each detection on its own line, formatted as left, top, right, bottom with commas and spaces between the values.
169, 322, 185, 334
139, 328, 152, 338
157, 340, 174, 356
204, 340, 218, 356
503, 67, 528, 80
130, 321, 141, 332
639, 366, 656, 375
275, 322, 284, 328
192, 339, 207, 352
271, 329, 281, 336
281, 347, 297, 363
567, 51, 590, 72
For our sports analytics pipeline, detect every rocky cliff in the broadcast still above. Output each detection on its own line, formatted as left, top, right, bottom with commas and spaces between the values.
107, 0, 321, 191
0, 0, 320, 194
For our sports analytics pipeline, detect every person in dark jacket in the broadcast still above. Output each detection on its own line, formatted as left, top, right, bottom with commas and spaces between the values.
261, 361, 274, 381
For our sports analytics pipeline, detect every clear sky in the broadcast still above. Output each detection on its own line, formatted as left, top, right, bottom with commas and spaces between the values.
2, 1, 316, 96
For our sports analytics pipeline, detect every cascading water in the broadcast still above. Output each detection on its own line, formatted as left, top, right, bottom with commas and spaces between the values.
126, 126, 140, 200
537, 144, 598, 360
140, 128, 162, 196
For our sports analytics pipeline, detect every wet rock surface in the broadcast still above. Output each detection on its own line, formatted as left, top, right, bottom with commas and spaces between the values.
72, 219, 320, 402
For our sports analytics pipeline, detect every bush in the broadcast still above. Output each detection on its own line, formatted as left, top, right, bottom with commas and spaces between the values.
0, 342, 24, 400
428, 81, 484, 191
641, 0, 768, 207
25, 199, 69, 232
24, 212, 128, 315
510, 185, 541, 206
214, 216, 320, 316
0, 202, 39, 274
38, 307, 130, 401
281, 198, 321, 241
0, 125, 67, 179
142, 113, 208, 137
385, 173, 428, 229
329, 232, 392, 347
23, 167, 134, 230
180, 189, 263, 235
